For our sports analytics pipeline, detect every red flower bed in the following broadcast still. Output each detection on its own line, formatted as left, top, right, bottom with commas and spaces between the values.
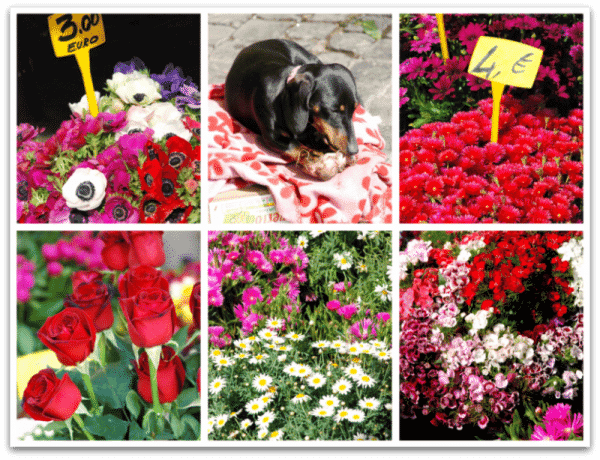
400, 94, 583, 223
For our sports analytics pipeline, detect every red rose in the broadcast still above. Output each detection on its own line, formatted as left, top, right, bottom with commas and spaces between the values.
190, 282, 200, 330
38, 308, 96, 366
119, 265, 170, 298
64, 271, 114, 332
119, 288, 176, 348
134, 346, 185, 403
127, 231, 165, 268
100, 232, 130, 271
22, 369, 82, 421
100, 232, 165, 271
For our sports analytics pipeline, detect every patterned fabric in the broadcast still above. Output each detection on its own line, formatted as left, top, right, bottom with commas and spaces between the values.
207, 84, 392, 223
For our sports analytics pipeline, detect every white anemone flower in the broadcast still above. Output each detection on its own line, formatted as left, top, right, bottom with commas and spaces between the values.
107, 71, 161, 106
62, 168, 107, 211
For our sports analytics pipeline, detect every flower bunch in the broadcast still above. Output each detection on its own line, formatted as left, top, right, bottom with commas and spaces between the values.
208, 231, 392, 440
208, 330, 392, 441
400, 231, 583, 439
18, 231, 200, 440
400, 14, 583, 133
400, 94, 583, 223
208, 231, 309, 342
16, 58, 199, 224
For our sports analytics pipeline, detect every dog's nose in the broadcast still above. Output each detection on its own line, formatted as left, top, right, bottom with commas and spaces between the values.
346, 136, 358, 156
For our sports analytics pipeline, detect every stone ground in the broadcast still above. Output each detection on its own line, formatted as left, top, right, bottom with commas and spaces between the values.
208, 14, 392, 159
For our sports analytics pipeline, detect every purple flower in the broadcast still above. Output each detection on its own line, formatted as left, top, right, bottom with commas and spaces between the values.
400, 87, 410, 108
113, 57, 146, 75
151, 63, 189, 101
337, 304, 358, 320
17, 255, 36, 302
175, 83, 201, 110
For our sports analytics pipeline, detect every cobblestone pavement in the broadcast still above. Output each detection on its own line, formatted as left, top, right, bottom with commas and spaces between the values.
208, 14, 392, 158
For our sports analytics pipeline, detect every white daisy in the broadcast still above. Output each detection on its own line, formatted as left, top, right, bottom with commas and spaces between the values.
259, 329, 278, 341
257, 428, 268, 439
356, 374, 376, 388
296, 364, 312, 378
347, 409, 366, 423
311, 340, 330, 349
285, 331, 305, 341
357, 262, 368, 272
265, 318, 282, 329
309, 406, 334, 417
375, 284, 392, 302
359, 398, 381, 411
234, 339, 251, 350
240, 419, 253, 430
212, 356, 234, 367
257, 410, 276, 428
347, 343, 361, 355
334, 252, 353, 270
333, 408, 351, 423
245, 335, 259, 342
283, 363, 299, 376
215, 414, 229, 429
309, 230, 326, 238
344, 364, 364, 381
210, 349, 223, 357
277, 345, 289, 352
353, 432, 368, 441
245, 398, 266, 414
249, 354, 267, 364
374, 349, 391, 361
306, 373, 327, 388
268, 429, 284, 441
296, 235, 309, 249
291, 393, 311, 404
209, 377, 226, 394
332, 378, 352, 395
236, 352, 249, 360
319, 395, 340, 409
273, 337, 286, 345
252, 374, 273, 392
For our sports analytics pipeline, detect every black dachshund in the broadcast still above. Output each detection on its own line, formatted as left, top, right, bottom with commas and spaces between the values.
225, 39, 361, 165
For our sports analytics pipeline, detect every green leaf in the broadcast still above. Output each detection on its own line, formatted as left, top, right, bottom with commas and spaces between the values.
181, 414, 200, 438
128, 421, 146, 440
142, 410, 159, 437
28, 298, 64, 322
126, 390, 143, 419
175, 387, 201, 410
84, 414, 129, 440
170, 414, 185, 438
166, 326, 189, 354
91, 359, 133, 409
359, 20, 382, 40
17, 324, 38, 355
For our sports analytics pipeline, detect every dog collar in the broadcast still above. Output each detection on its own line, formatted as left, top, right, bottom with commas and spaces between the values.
287, 65, 302, 84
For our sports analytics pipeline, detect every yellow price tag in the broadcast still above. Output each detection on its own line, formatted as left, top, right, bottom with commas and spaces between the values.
47, 14, 105, 117
468, 36, 543, 143
468, 36, 543, 89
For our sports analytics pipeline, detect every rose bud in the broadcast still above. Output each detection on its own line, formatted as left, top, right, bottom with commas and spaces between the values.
100, 231, 130, 271
118, 265, 169, 299
64, 270, 114, 332
119, 288, 176, 348
22, 369, 82, 421
38, 308, 97, 366
127, 231, 165, 268
134, 346, 185, 404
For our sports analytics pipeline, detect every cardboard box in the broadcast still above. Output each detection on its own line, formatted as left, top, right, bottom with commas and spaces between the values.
209, 185, 286, 224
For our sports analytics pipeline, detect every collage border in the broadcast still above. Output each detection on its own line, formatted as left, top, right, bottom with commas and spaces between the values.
7, 3, 592, 450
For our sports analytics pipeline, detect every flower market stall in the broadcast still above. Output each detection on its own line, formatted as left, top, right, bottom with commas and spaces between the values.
400, 231, 583, 441
400, 14, 584, 223
16, 231, 200, 441
16, 15, 200, 223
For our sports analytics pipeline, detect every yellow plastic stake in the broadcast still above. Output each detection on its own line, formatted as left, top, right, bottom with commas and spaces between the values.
47, 14, 106, 117
436, 14, 449, 63
468, 36, 543, 143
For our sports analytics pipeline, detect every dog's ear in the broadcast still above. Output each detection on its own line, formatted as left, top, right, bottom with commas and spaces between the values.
283, 72, 315, 136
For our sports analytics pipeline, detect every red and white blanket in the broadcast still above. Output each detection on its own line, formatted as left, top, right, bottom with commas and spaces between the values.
207, 84, 392, 223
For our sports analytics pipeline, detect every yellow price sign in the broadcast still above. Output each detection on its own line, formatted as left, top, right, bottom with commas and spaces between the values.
47, 14, 106, 116
468, 36, 543, 142
468, 36, 543, 88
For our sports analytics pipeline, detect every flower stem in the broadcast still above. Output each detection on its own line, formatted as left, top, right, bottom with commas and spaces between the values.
145, 346, 164, 416
72, 413, 95, 440
80, 371, 100, 415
